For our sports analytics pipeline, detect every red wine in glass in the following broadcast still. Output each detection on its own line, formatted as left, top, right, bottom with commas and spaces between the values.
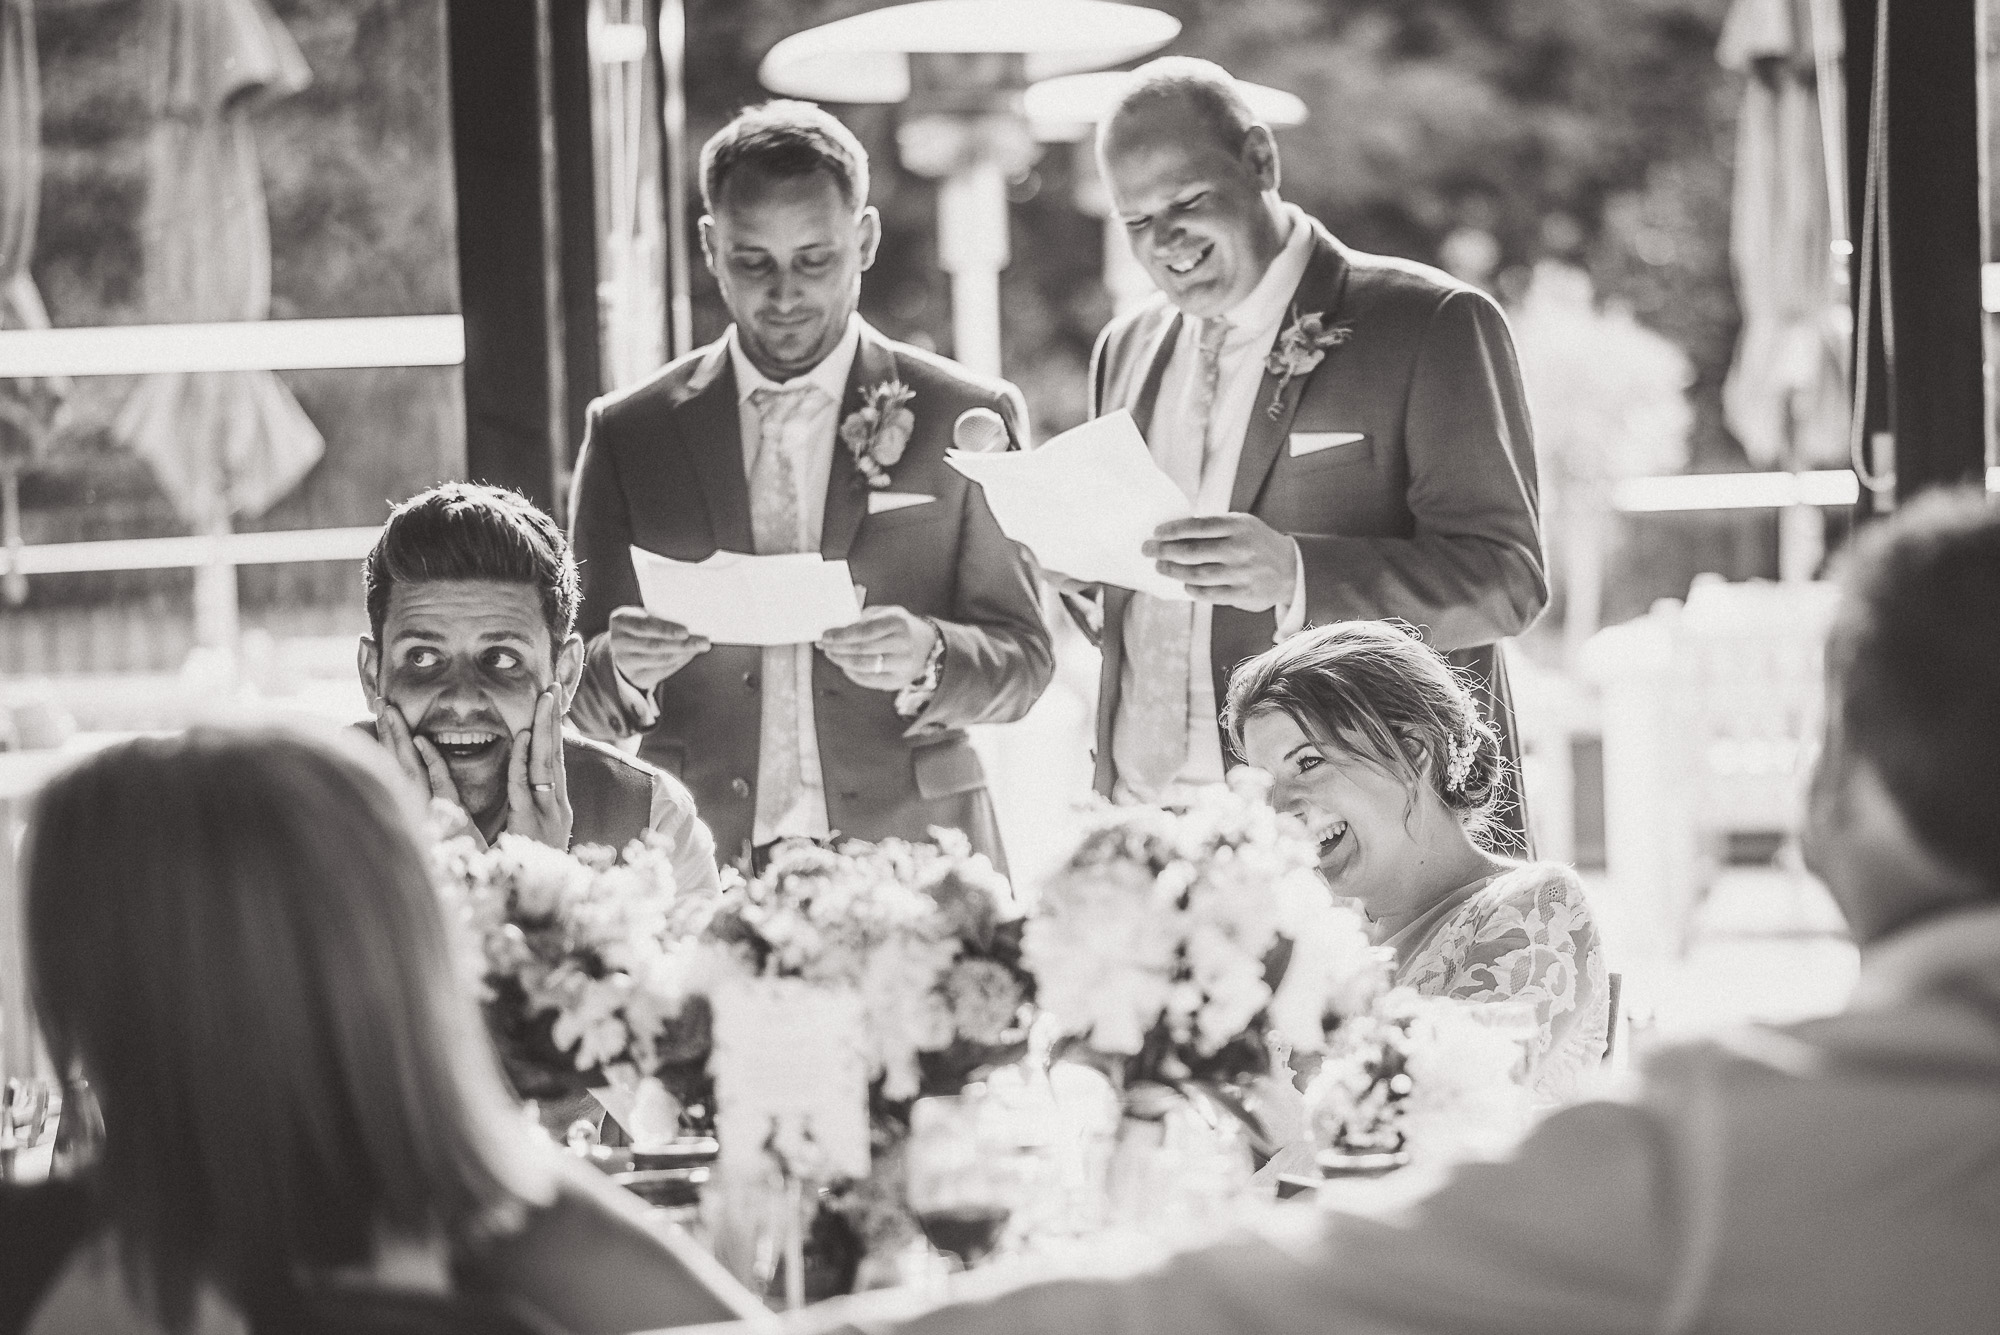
917, 1204, 1012, 1265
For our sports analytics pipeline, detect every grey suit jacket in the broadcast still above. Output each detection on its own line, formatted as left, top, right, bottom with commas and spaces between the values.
1088, 220, 1546, 846
565, 320, 1054, 868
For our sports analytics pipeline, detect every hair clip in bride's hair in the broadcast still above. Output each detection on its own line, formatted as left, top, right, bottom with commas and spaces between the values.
1443, 732, 1476, 794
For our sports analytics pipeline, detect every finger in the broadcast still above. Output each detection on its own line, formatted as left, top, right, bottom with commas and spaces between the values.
1186, 583, 1259, 605
411, 735, 459, 802
609, 607, 692, 635
818, 625, 907, 654
817, 608, 902, 644
507, 723, 531, 811
1142, 534, 1240, 561
375, 703, 425, 779
614, 621, 704, 647
1152, 514, 1246, 541
531, 689, 560, 789
1155, 559, 1238, 585
820, 638, 915, 668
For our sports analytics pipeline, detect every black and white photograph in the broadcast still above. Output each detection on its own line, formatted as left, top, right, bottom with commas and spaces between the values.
2, 1, 1996, 1332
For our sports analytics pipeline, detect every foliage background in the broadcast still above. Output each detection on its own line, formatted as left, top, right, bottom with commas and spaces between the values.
14, 0, 1774, 643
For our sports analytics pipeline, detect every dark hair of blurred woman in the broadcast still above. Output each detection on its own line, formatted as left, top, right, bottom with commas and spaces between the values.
23, 725, 554, 1333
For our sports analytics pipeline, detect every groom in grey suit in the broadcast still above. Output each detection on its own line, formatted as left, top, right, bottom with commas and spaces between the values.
566, 101, 1052, 870
1079, 58, 1545, 851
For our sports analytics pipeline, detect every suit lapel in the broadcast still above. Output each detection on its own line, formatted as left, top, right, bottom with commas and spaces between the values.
821, 324, 896, 560
677, 341, 754, 554
1228, 226, 1353, 513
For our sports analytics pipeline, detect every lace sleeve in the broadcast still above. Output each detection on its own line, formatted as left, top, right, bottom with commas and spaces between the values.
1404, 867, 1607, 1098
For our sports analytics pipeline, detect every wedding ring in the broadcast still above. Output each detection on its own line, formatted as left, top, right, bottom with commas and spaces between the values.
531, 782, 554, 793
873, 654, 886, 673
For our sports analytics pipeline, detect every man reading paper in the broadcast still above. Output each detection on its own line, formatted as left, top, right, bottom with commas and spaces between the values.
567, 101, 1053, 869
1078, 59, 1545, 852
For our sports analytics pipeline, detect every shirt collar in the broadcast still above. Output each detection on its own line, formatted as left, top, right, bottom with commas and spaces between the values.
727, 313, 862, 406
1214, 204, 1316, 342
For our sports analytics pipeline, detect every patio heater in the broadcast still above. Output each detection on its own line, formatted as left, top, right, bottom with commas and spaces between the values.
757, 0, 1179, 377
1023, 71, 1306, 315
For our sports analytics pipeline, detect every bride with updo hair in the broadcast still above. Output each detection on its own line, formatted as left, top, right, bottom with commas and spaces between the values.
1227, 621, 1608, 1103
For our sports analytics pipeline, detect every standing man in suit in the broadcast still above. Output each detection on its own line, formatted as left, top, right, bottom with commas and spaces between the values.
567, 100, 1053, 870
1084, 58, 1545, 852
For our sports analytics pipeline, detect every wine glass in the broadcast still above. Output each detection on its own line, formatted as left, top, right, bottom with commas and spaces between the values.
904, 1091, 1015, 1267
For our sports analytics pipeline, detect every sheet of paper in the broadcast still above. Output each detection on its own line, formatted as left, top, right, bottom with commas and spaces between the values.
629, 547, 861, 645
947, 409, 1193, 601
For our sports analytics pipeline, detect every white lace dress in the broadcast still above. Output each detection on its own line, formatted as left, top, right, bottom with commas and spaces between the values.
1383, 862, 1610, 1104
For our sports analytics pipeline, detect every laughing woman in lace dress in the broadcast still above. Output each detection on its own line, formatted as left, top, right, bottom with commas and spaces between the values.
1228, 622, 1608, 1104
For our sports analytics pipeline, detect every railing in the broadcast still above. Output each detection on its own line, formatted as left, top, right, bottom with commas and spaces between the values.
1, 314, 459, 651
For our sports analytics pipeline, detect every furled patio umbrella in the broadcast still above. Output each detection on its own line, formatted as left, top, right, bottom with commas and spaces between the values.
115, 0, 322, 524
1, 0, 66, 605
112, 0, 323, 649
1719, 0, 1849, 474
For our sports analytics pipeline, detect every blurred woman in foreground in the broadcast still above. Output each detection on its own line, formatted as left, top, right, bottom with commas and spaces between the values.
1227, 622, 1608, 1102
19, 724, 760, 1335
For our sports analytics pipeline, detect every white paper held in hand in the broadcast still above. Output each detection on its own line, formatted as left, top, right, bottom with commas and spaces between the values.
945, 408, 1193, 601
628, 547, 862, 645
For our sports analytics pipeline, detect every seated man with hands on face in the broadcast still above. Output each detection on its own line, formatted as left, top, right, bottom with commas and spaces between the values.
358, 481, 720, 895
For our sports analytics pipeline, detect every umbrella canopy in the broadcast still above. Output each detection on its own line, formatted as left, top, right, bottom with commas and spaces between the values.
113, 0, 323, 527
1719, 0, 1849, 470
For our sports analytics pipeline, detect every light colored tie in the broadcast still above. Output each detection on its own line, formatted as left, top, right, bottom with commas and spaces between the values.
1113, 318, 1229, 802
748, 384, 824, 839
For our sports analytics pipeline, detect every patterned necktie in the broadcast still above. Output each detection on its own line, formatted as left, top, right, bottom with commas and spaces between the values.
1113, 317, 1231, 803
748, 383, 825, 839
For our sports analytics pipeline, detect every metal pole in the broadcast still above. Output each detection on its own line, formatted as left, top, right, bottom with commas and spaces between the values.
937, 160, 1009, 377
659, 0, 693, 359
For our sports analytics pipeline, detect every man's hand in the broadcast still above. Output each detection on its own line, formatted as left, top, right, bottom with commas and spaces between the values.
1144, 513, 1299, 611
608, 605, 711, 691
506, 686, 573, 849
376, 698, 463, 807
818, 605, 940, 692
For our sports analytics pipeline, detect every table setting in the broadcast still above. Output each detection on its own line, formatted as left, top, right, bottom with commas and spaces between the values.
422, 772, 1540, 1311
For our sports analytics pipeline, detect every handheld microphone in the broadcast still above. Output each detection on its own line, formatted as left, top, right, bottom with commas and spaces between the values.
952, 406, 1011, 454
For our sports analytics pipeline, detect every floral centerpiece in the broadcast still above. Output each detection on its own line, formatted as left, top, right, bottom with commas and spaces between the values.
1022, 773, 1390, 1224
1302, 990, 1533, 1169
671, 831, 1033, 1301
432, 825, 716, 1141
1025, 773, 1388, 1096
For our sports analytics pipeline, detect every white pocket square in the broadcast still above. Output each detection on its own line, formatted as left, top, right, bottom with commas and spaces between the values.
1290, 431, 1368, 458
867, 491, 937, 514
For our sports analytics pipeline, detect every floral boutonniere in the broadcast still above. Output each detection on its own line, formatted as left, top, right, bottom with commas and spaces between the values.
1264, 309, 1351, 420
839, 380, 917, 489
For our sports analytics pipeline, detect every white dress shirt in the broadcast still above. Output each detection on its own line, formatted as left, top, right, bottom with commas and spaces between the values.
1142, 207, 1316, 788
729, 316, 861, 843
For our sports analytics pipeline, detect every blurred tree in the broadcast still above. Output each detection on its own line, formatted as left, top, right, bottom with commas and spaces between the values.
673, 0, 1739, 460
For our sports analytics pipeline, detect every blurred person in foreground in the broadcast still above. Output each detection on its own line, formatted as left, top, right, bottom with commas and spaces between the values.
567, 100, 1051, 870
16, 724, 762, 1335
1078, 58, 1544, 855
359, 481, 720, 895
685, 489, 2000, 1335
1229, 621, 1607, 1105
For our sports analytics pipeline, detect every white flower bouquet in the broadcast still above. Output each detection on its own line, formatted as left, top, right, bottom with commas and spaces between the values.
1302, 990, 1533, 1165
699, 830, 1035, 1108
1024, 773, 1389, 1095
433, 828, 715, 1100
